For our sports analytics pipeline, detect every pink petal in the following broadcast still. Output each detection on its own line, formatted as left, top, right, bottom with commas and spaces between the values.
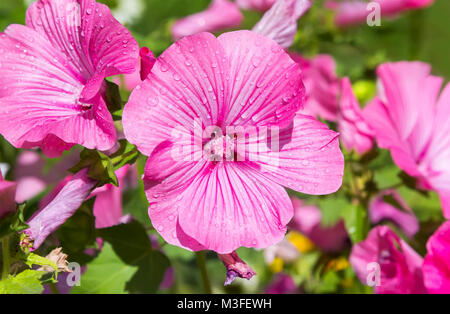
252, 0, 311, 48
139, 47, 156, 81
144, 141, 207, 251
249, 114, 344, 195
423, 221, 450, 293
290, 53, 341, 121
438, 192, 450, 220
236, 0, 277, 11
91, 165, 130, 228
177, 162, 294, 253
369, 190, 419, 238
338, 78, 374, 154
218, 30, 305, 128
23, 169, 96, 250
26, 0, 139, 101
171, 0, 243, 40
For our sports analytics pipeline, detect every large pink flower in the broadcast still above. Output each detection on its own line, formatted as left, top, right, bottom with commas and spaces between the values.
363, 62, 450, 218
0, 172, 17, 219
327, 0, 434, 27
338, 77, 374, 154
289, 53, 341, 121
0, 0, 139, 157
350, 225, 426, 294
423, 221, 450, 293
171, 0, 243, 40
122, 31, 344, 254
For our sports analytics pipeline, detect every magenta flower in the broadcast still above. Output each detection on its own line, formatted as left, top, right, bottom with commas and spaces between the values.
338, 78, 374, 154
0, 0, 139, 157
369, 190, 419, 238
350, 226, 426, 294
122, 31, 344, 254
289, 197, 348, 252
423, 221, 450, 293
327, 0, 434, 27
289, 53, 341, 121
363, 62, 450, 218
265, 273, 298, 294
171, 0, 243, 40
0, 172, 17, 219
22, 169, 96, 250
252, 0, 311, 48
237, 0, 277, 12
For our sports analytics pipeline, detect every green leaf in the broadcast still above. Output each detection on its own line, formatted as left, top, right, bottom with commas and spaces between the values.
97, 220, 170, 293
341, 204, 369, 243
105, 80, 123, 113
0, 270, 44, 294
70, 149, 118, 186
109, 140, 139, 171
71, 243, 137, 294
0, 203, 29, 240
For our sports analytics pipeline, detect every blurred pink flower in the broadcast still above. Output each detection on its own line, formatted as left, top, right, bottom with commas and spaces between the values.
265, 273, 298, 294
338, 77, 374, 154
22, 169, 96, 250
122, 31, 344, 254
218, 251, 256, 285
327, 0, 434, 27
363, 61, 450, 218
289, 197, 348, 252
0, 172, 17, 219
369, 190, 419, 238
290, 53, 341, 121
252, 0, 311, 48
350, 225, 426, 294
237, 0, 277, 11
171, 0, 243, 40
91, 165, 133, 229
14, 150, 79, 203
0, 0, 139, 157
423, 221, 450, 293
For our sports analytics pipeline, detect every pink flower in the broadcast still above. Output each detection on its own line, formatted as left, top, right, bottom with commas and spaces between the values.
290, 53, 341, 121
0, 0, 139, 157
369, 190, 419, 238
265, 273, 298, 294
0, 172, 17, 219
350, 226, 426, 294
290, 197, 348, 252
237, 0, 277, 12
363, 61, 450, 218
338, 78, 374, 154
423, 221, 450, 293
218, 251, 256, 285
171, 0, 243, 40
327, 0, 434, 27
252, 0, 311, 48
122, 31, 344, 254
91, 165, 133, 229
22, 169, 96, 250
14, 150, 79, 203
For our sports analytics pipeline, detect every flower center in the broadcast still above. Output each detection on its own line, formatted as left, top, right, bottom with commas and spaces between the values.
203, 134, 235, 162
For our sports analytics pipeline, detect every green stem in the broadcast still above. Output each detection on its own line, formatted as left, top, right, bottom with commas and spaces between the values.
1, 236, 10, 280
195, 251, 212, 294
